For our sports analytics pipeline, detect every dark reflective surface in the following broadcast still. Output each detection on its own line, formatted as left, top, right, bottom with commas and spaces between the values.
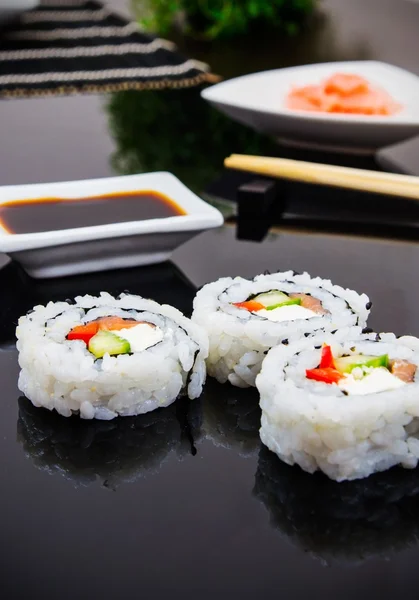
2, 227, 419, 599
0, 260, 196, 344
2, 0, 419, 597
17, 395, 201, 489
107, 86, 279, 196
201, 379, 261, 457
107, 85, 419, 239
254, 447, 419, 566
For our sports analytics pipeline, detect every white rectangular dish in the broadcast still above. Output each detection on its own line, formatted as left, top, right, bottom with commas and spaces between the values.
0, 172, 223, 278
201, 61, 419, 152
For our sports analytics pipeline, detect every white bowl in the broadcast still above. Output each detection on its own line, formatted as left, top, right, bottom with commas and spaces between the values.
0, 172, 223, 278
201, 61, 419, 152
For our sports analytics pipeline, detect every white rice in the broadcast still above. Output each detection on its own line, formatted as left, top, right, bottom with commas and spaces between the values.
16, 292, 208, 420
257, 329, 419, 481
192, 271, 370, 388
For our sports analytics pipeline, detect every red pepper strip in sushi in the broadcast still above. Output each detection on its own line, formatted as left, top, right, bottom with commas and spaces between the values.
319, 344, 335, 369
233, 300, 264, 311
67, 321, 99, 344
306, 367, 343, 384
67, 316, 139, 344
307, 345, 342, 383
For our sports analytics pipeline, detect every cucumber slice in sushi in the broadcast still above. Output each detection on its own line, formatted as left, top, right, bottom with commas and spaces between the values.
88, 330, 131, 358
334, 353, 388, 374
267, 298, 301, 310
253, 290, 301, 309
256, 331, 419, 481
192, 271, 371, 388
16, 292, 208, 419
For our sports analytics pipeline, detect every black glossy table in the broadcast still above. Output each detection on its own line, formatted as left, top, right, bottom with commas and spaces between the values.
1, 1, 419, 598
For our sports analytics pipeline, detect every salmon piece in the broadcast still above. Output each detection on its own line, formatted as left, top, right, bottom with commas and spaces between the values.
289, 293, 329, 315
97, 316, 144, 331
67, 316, 152, 344
389, 359, 416, 383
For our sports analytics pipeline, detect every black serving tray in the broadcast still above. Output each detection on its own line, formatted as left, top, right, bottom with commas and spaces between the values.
2, 224, 419, 600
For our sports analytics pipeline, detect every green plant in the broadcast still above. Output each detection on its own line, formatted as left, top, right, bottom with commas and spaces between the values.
136, 0, 316, 39
107, 86, 278, 195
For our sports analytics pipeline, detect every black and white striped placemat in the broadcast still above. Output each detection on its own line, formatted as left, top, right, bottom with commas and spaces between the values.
0, 0, 215, 99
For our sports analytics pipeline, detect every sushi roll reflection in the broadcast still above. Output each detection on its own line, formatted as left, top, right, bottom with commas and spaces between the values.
192, 271, 370, 388
17, 396, 201, 488
17, 292, 208, 419
254, 447, 419, 565
202, 379, 261, 457
257, 330, 419, 481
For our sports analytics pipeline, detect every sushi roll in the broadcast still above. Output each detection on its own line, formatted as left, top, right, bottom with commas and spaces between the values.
16, 292, 208, 420
192, 271, 370, 387
257, 330, 419, 481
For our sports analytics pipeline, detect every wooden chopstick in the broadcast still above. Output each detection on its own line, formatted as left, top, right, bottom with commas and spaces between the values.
224, 154, 419, 200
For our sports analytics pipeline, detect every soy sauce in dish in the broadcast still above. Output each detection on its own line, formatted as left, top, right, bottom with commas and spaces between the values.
0, 190, 186, 235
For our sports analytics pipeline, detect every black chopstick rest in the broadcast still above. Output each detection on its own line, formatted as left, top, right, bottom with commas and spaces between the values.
236, 178, 283, 242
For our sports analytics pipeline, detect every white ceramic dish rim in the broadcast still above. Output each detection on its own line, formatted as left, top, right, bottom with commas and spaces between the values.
0, 172, 224, 252
201, 61, 419, 126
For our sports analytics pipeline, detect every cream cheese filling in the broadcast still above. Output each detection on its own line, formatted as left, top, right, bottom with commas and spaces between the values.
254, 305, 318, 322
338, 367, 405, 396
117, 323, 163, 352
